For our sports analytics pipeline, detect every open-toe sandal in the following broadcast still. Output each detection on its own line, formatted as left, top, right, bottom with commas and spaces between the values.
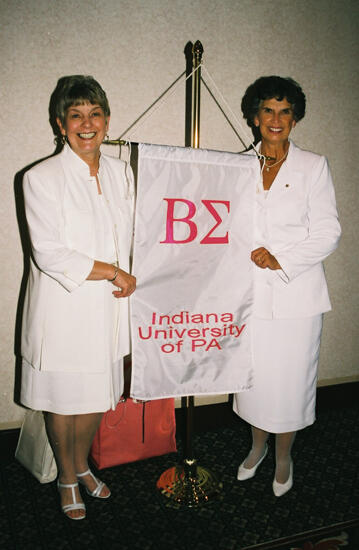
77, 469, 111, 499
57, 479, 86, 520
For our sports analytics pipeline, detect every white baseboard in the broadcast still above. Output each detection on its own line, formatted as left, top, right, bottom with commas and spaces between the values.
175, 394, 229, 408
0, 420, 23, 431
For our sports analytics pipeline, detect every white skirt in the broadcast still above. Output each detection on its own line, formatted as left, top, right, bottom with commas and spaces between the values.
20, 358, 124, 415
233, 315, 323, 433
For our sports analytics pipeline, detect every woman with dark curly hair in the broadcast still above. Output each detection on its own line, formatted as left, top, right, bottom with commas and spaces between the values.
21, 75, 136, 519
234, 76, 341, 496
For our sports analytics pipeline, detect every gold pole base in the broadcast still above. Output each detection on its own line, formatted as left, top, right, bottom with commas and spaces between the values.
157, 459, 223, 507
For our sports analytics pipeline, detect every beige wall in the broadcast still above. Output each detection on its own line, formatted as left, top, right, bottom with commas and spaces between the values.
1, 0, 358, 428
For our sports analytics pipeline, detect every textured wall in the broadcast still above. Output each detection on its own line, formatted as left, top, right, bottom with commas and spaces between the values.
1, 0, 358, 427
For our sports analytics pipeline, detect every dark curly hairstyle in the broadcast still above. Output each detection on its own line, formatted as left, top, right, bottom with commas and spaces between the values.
49, 75, 110, 145
241, 76, 306, 129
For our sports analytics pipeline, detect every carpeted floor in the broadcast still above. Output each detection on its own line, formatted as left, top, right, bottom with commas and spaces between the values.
0, 388, 358, 550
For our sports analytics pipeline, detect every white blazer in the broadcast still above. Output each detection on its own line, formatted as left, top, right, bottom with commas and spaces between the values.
21, 145, 134, 373
252, 140, 341, 319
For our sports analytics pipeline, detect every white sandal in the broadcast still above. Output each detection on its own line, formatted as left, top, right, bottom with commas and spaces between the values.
57, 479, 86, 520
77, 469, 111, 499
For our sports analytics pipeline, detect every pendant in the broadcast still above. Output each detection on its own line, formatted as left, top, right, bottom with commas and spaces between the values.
266, 167, 270, 172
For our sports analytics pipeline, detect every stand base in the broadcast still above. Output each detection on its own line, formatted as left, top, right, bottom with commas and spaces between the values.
157, 459, 223, 507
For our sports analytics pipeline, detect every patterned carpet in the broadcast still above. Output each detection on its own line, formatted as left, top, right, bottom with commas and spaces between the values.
0, 399, 358, 550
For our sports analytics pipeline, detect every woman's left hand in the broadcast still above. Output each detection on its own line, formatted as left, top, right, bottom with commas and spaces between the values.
251, 247, 281, 270
111, 268, 136, 298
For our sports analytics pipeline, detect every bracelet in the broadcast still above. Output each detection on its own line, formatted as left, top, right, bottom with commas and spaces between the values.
108, 266, 119, 282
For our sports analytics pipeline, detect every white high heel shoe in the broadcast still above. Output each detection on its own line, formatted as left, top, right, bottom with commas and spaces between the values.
57, 479, 86, 520
77, 469, 111, 499
272, 461, 293, 497
237, 445, 268, 481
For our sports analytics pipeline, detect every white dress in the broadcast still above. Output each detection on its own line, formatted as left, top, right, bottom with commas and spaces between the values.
233, 185, 323, 433
21, 145, 133, 415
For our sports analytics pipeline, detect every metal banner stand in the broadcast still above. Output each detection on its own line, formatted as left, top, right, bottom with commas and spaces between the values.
156, 41, 223, 507
103, 40, 224, 507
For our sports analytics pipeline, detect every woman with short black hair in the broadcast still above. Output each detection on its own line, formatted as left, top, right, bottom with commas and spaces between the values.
234, 76, 341, 497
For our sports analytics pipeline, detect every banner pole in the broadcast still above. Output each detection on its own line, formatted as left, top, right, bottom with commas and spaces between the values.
184, 39, 202, 463
191, 40, 202, 149
184, 40, 201, 463
157, 41, 222, 506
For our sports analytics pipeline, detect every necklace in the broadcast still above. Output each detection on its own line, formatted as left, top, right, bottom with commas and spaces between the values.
261, 149, 288, 172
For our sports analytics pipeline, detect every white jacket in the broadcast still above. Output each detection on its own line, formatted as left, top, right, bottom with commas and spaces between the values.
252, 140, 341, 319
21, 145, 134, 373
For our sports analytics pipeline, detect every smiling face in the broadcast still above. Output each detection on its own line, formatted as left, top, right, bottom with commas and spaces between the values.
57, 102, 109, 165
254, 97, 296, 148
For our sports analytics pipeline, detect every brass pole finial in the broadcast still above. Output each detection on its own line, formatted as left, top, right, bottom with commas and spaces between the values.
193, 40, 204, 58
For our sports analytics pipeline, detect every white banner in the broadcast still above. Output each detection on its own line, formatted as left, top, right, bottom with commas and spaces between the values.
130, 143, 256, 400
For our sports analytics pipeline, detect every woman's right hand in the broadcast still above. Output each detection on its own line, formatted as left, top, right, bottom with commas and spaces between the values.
111, 268, 136, 298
